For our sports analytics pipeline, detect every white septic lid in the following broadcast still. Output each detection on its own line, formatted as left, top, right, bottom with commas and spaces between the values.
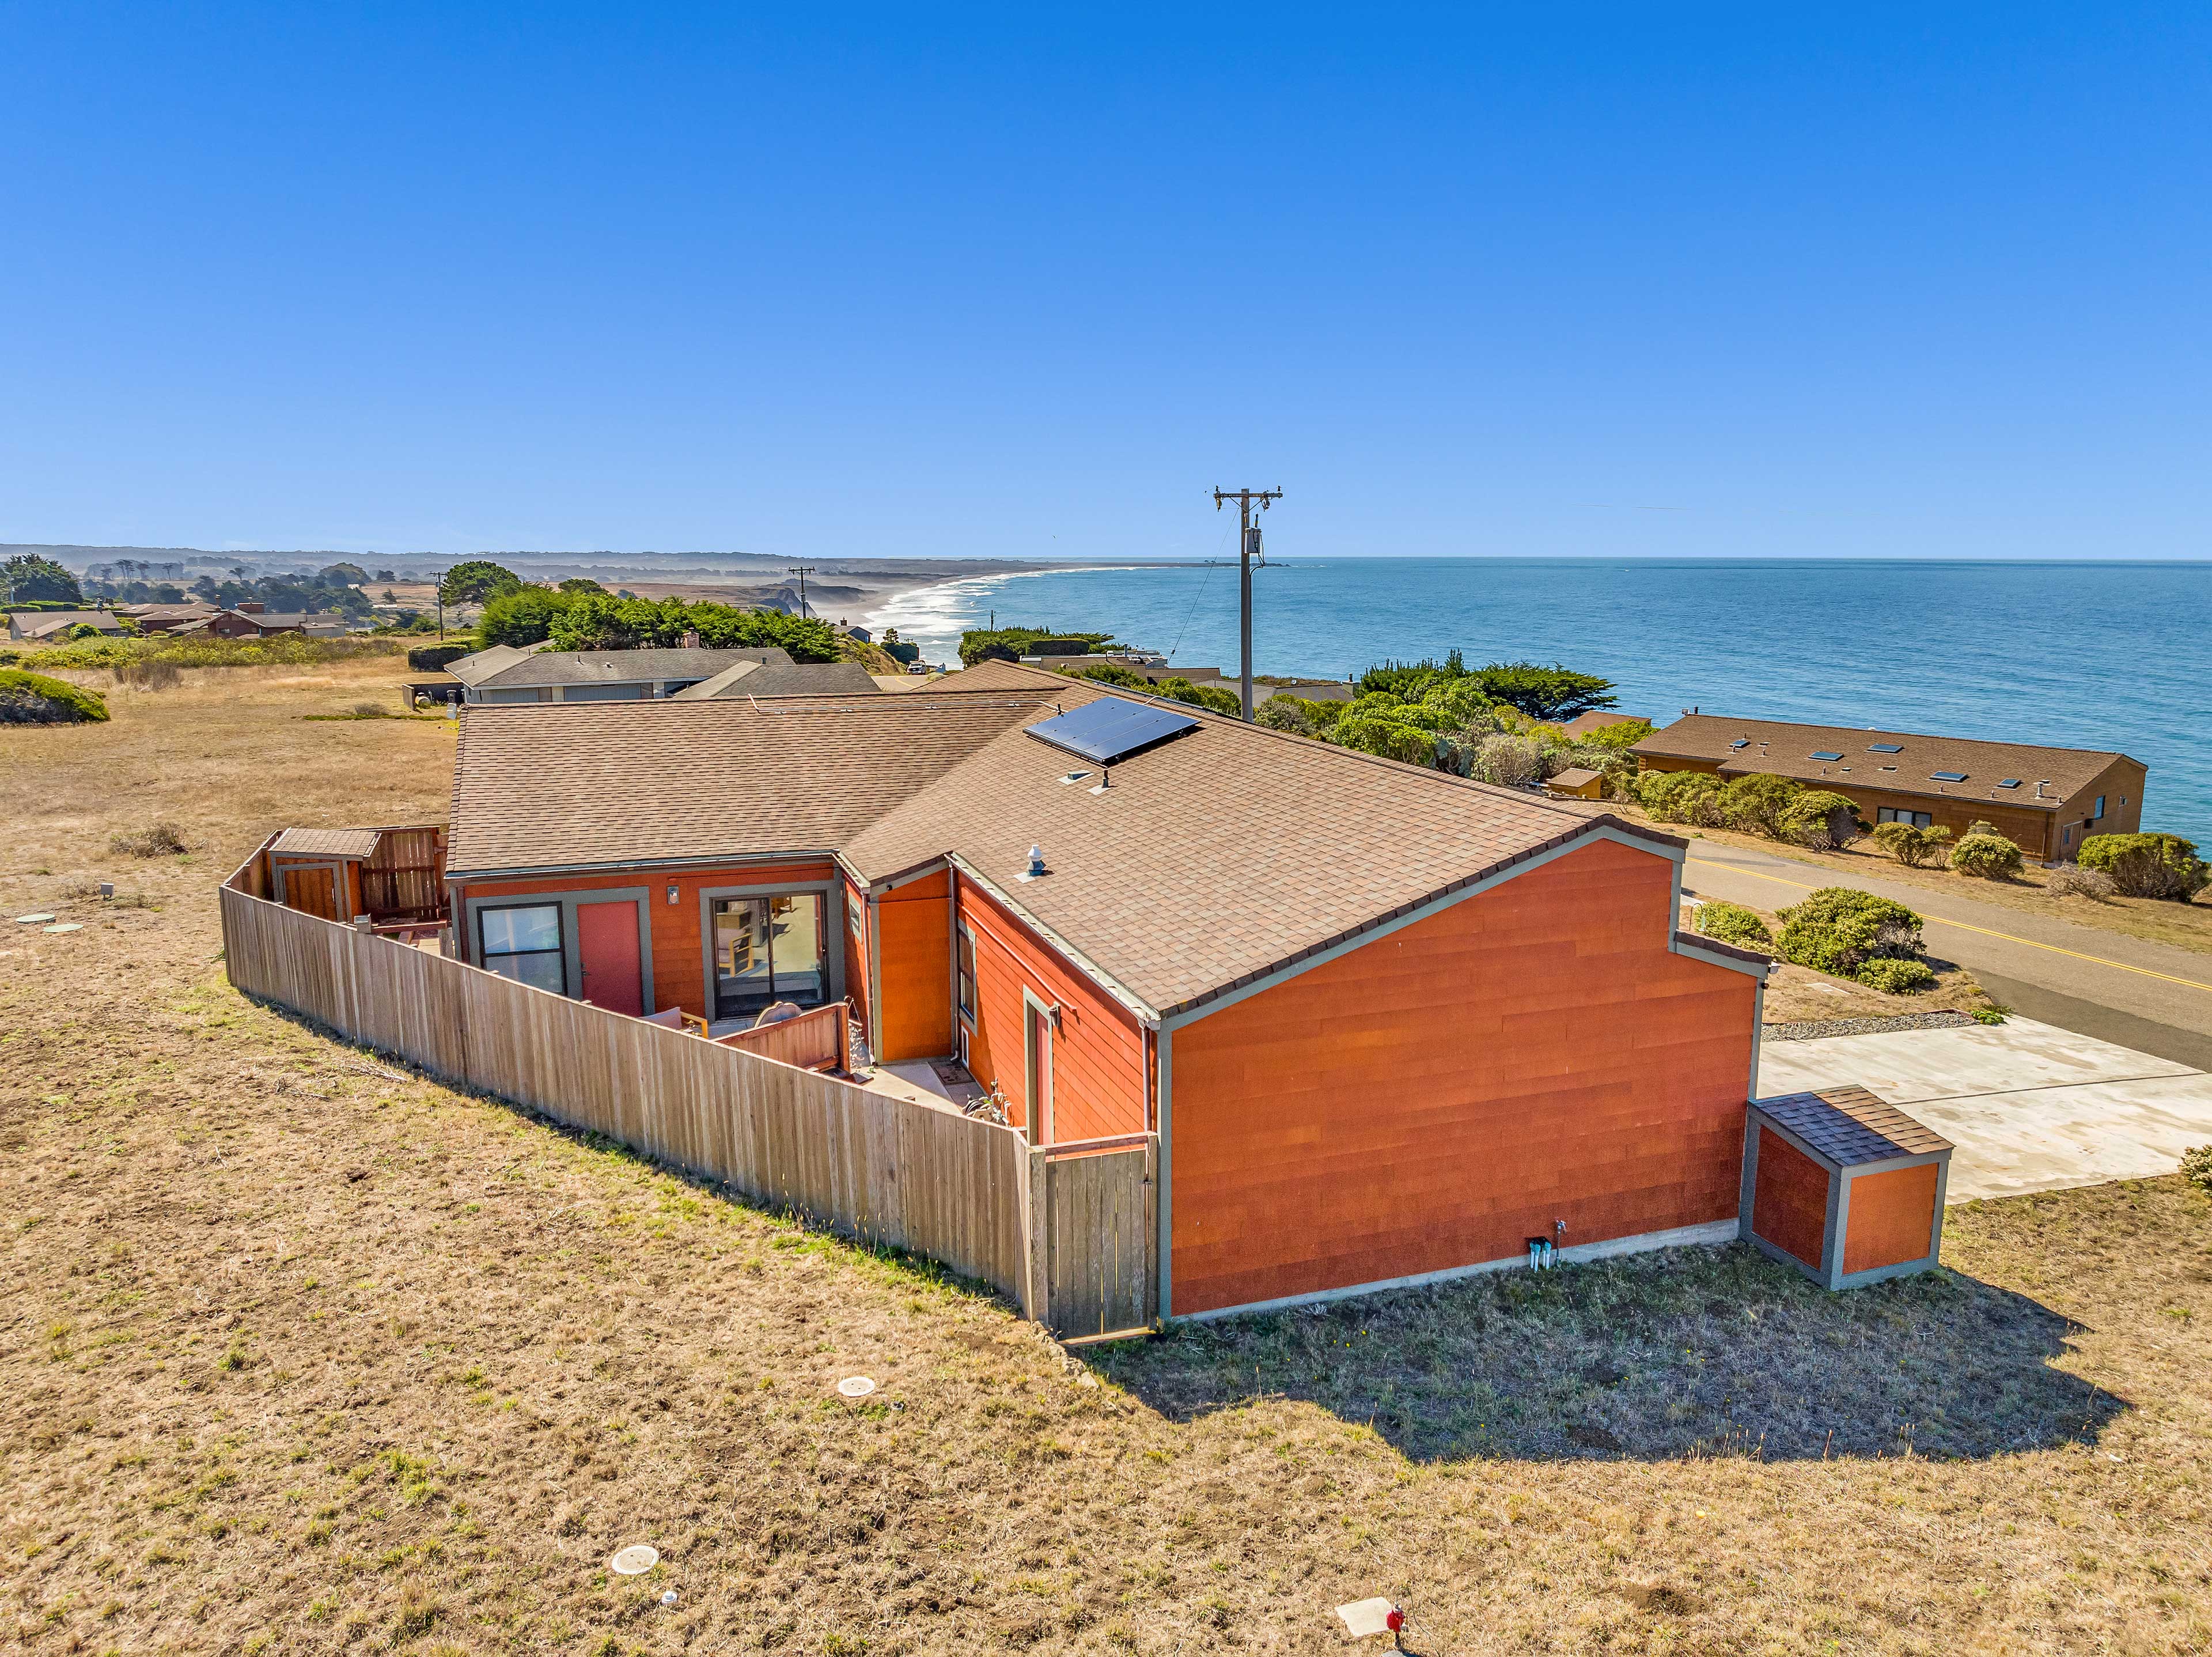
609, 1544, 659, 1575
1336, 1598, 1398, 1638
14, 913, 56, 925
42, 922, 84, 935
836, 1376, 876, 1398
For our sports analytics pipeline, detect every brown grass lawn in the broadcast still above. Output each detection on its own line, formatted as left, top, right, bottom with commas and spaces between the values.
6, 661, 2212, 1655
1615, 803, 2212, 959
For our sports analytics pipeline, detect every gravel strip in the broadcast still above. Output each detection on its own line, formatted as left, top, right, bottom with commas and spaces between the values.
1763, 1011, 1979, 1042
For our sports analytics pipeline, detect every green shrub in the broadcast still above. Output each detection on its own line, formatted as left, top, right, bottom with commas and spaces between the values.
1718, 773, 1801, 837
1636, 769, 1726, 827
2181, 1145, 2212, 1198
1153, 676, 1241, 717
1331, 711, 1442, 767
1775, 887, 1925, 976
476, 586, 574, 647
2078, 833, 2208, 901
1872, 820, 1952, 868
1949, 831, 2026, 880
0, 668, 109, 723
1857, 958, 1937, 995
1469, 733, 1547, 788
958, 625, 1115, 667
1778, 789, 1863, 851
1691, 901, 1773, 951
406, 643, 475, 672
1255, 697, 1313, 736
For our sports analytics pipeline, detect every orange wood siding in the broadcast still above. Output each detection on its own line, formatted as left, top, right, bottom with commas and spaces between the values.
1752, 1128, 1831, 1272
876, 869, 953, 1061
454, 862, 835, 1019
956, 875, 1147, 1144
843, 877, 870, 1046
1166, 838, 1759, 1315
1842, 1163, 1940, 1275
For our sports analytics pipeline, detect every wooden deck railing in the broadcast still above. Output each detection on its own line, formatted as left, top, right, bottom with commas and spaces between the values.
715, 1002, 849, 1073
218, 839, 1153, 1336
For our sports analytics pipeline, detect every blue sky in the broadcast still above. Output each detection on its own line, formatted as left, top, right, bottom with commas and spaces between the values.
2, 5, 2207, 562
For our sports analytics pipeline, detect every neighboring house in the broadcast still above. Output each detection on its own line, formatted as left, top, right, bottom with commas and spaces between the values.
168, 606, 353, 640
1556, 710, 1649, 740
443, 646, 804, 704
1631, 714, 2145, 863
6, 610, 127, 642
116, 603, 221, 634
670, 659, 882, 699
442, 659, 1783, 1319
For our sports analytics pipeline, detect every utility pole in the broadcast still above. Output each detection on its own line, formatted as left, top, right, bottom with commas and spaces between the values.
1212, 486, 1283, 721
787, 565, 817, 618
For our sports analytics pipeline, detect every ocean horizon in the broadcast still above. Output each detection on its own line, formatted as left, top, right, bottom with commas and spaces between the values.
870, 556, 2212, 845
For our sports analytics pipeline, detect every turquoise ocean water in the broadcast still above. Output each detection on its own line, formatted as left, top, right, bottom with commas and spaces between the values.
869, 558, 2212, 844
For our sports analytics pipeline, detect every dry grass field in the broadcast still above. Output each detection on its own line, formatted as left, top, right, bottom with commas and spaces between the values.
6, 660, 2212, 1656
1614, 803, 2212, 958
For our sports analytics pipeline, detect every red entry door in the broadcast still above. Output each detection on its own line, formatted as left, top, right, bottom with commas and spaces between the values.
576, 902, 645, 1015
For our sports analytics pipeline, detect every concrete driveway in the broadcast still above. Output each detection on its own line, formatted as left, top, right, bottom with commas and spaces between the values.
1759, 1017, 2212, 1201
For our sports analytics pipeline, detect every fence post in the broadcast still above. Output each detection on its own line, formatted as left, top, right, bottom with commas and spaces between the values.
1024, 1143, 1050, 1329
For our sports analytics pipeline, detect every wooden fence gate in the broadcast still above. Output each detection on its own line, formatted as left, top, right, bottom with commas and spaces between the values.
1031, 1137, 1158, 1341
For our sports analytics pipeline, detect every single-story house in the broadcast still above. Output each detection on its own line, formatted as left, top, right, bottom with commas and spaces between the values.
118, 603, 221, 634
441, 660, 1817, 1319
1555, 710, 1649, 740
438, 645, 858, 705
168, 606, 352, 640
7, 609, 127, 642
670, 658, 882, 699
1630, 714, 2145, 862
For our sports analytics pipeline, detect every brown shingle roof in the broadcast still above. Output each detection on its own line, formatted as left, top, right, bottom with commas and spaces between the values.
271, 827, 382, 858
1756, 1084, 1952, 1166
468, 647, 792, 689
671, 659, 882, 699
1633, 714, 2134, 808
446, 672, 1055, 879
449, 660, 1691, 1017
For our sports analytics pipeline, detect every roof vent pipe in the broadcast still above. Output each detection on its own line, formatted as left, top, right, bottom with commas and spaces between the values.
1027, 845, 1046, 879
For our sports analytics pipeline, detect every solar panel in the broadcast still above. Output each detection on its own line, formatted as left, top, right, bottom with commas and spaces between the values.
1025, 698, 1200, 766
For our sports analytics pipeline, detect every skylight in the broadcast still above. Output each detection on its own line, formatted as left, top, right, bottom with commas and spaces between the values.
1868, 743, 1903, 753
1809, 751, 1843, 762
1998, 778, 2022, 789
1025, 699, 1199, 766
1930, 771, 1968, 783
1729, 738, 1749, 750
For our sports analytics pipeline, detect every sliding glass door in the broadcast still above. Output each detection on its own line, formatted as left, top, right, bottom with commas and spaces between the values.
711, 894, 826, 1022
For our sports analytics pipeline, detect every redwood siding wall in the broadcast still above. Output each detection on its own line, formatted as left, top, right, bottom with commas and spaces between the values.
1166, 838, 1759, 1315
2055, 755, 2147, 858
1752, 1129, 1831, 1272
1842, 1163, 1940, 1274
877, 870, 953, 1062
955, 875, 1147, 1144
454, 862, 836, 1019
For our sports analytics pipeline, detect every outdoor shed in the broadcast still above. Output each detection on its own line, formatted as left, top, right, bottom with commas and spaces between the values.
266, 826, 447, 928
1544, 766, 1605, 799
1742, 1085, 1952, 1289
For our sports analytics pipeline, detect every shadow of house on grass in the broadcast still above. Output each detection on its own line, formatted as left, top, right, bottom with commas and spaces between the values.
1086, 1243, 2122, 1464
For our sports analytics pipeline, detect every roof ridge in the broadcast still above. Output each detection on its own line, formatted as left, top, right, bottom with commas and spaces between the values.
1649, 712, 2126, 761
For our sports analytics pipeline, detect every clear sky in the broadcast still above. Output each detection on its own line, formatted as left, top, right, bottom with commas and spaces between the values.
2, 5, 2207, 562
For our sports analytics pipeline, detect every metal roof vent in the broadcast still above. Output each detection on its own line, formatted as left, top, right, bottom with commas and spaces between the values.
1018, 845, 1048, 883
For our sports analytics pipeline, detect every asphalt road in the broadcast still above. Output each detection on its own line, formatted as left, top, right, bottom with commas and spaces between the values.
1679, 838, 2212, 1071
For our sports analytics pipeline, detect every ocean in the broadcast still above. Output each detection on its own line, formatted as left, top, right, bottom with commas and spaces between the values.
870, 558, 2212, 844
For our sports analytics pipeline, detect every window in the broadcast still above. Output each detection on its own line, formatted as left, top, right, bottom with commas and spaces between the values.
1877, 807, 1933, 829
711, 894, 825, 1021
2093, 795, 2106, 819
479, 904, 565, 993
957, 929, 977, 1023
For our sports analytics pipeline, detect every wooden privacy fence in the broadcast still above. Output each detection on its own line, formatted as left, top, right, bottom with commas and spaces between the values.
717, 1002, 849, 1072
218, 850, 1153, 1337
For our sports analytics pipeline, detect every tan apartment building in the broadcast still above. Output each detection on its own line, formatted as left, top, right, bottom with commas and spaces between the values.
1630, 714, 2145, 863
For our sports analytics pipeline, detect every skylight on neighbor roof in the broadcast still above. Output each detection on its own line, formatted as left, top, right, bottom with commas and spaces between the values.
1931, 771, 1968, 783
1809, 750, 1843, 762
1998, 778, 2022, 788
1025, 699, 1199, 766
1729, 738, 1749, 750
1868, 743, 1904, 753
